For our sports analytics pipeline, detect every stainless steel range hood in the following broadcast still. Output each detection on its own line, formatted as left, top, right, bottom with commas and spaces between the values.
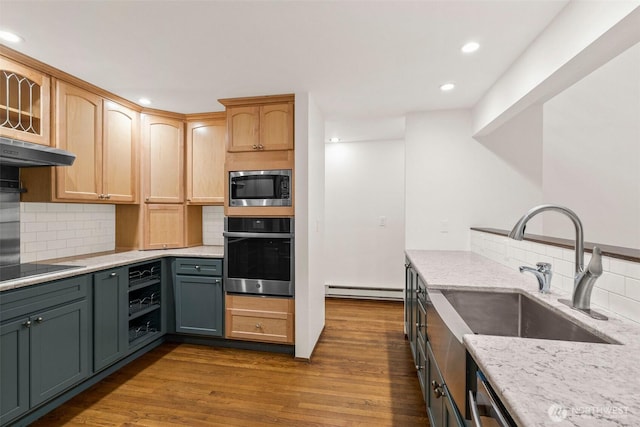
0, 137, 76, 167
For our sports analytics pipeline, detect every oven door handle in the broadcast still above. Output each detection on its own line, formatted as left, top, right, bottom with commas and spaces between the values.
223, 232, 294, 239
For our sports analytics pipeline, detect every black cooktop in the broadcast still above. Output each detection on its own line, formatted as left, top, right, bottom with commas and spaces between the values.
0, 263, 83, 282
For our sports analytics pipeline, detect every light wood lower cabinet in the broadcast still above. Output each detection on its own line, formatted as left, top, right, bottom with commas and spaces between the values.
225, 295, 294, 344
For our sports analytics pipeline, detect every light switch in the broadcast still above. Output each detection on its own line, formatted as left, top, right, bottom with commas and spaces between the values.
379, 216, 386, 227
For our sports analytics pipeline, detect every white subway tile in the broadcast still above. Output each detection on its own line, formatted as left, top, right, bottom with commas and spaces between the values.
24, 241, 45, 253
608, 293, 640, 324
596, 272, 625, 296
46, 203, 68, 212
36, 231, 57, 241
21, 212, 36, 222
47, 240, 67, 250
36, 250, 57, 262
24, 222, 46, 233
21, 232, 37, 243
47, 221, 67, 231
590, 288, 609, 310
23, 203, 48, 212
625, 277, 640, 301
21, 252, 36, 263
56, 230, 75, 240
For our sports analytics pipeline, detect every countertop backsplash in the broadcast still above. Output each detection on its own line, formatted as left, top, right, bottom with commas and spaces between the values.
202, 205, 224, 246
471, 229, 640, 325
20, 202, 115, 263
19, 204, 226, 262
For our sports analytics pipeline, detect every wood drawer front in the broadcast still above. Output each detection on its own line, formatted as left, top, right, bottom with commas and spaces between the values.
175, 258, 222, 277
225, 295, 294, 344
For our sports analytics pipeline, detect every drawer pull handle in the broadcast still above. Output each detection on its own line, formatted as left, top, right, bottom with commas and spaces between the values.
110, 272, 117, 277
255, 323, 262, 329
35, 317, 44, 323
195, 265, 200, 270
23, 320, 32, 328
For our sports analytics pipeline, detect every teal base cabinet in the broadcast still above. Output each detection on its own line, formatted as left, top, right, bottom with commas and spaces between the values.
0, 275, 90, 425
0, 318, 29, 424
93, 268, 128, 372
174, 258, 223, 337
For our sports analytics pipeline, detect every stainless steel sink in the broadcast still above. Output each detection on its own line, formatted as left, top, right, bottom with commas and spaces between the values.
440, 290, 616, 344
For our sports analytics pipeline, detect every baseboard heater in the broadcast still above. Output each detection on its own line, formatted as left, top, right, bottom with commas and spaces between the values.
324, 285, 403, 301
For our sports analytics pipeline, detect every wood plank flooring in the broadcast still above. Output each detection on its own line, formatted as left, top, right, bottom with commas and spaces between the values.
32, 298, 428, 426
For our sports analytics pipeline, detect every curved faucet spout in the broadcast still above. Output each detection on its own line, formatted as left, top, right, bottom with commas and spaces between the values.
508, 204, 606, 320
508, 204, 584, 274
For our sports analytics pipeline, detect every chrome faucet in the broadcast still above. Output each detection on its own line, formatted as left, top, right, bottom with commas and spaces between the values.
519, 262, 552, 293
508, 204, 607, 320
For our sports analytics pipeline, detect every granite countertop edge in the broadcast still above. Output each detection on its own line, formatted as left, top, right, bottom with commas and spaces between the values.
405, 249, 640, 427
0, 246, 224, 292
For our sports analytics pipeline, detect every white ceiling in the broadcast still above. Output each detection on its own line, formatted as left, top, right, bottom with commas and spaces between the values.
0, 0, 568, 120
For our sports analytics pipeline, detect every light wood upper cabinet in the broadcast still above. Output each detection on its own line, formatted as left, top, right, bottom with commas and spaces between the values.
220, 95, 294, 152
260, 102, 293, 151
103, 101, 138, 202
226, 106, 259, 152
186, 114, 226, 204
55, 81, 103, 201
0, 56, 51, 146
142, 114, 184, 204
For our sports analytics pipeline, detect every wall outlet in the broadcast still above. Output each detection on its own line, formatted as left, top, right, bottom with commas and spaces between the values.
440, 219, 449, 233
379, 216, 386, 227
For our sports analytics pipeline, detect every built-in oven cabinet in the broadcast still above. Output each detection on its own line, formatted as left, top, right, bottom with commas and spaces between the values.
0, 53, 51, 146
173, 258, 224, 337
225, 294, 294, 344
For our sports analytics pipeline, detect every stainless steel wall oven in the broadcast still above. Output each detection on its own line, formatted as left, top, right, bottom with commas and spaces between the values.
223, 217, 294, 297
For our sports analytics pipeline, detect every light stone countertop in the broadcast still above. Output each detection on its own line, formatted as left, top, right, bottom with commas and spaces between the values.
405, 250, 640, 427
0, 246, 224, 292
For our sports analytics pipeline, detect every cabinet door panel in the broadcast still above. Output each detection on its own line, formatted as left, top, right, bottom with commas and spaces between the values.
186, 119, 225, 204
260, 103, 293, 150
0, 56, 51, 146
143, 115, 184, 203
0, 318, 29, 425
226, 106, 259, 152
55, 81, 103, 201
144, 204, 184, 249
174, 276, 223, 336
93, 268, 128, 372
103, 101, 138, 202
30, 300, 89, 406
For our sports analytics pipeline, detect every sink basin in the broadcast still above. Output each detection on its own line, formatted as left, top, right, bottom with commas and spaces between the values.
440, 290, 616, 344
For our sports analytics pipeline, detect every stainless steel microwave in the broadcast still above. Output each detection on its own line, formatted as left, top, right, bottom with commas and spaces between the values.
229, 169, 292, 207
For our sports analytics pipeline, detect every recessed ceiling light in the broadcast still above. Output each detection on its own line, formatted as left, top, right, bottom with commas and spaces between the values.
138, 98, 152, 106
440, 83, 455, 92
329, 137, 340, 143
461, 41, 480, 54
0, 30, 23, 43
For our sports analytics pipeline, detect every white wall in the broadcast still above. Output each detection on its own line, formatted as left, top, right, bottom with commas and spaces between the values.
405, 109, 544, 250
542, 42, 640, 248
324, 139, 405, 289
294, 92, 326, 360
473, 2, 640, 136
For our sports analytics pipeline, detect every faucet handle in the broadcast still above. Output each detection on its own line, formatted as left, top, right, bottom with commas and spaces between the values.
536, 262, 552, 273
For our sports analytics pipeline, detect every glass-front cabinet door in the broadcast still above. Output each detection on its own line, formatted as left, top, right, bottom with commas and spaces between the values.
0, 55, 51, 146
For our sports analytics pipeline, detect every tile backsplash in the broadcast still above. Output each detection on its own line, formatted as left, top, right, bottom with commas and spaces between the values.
19, 204, 226, 263
20, 203, 115, 263
202, 205, 224, 246
471, 230, 640, 325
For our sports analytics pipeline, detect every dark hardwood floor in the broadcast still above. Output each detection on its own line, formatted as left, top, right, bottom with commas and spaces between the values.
32, 298, 428, 426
